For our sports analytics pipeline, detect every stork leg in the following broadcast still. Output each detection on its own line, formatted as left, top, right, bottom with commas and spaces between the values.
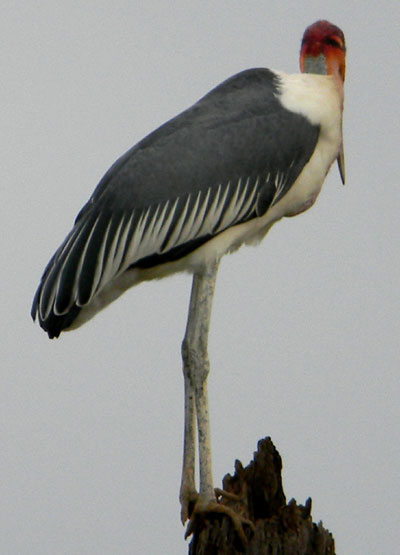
180, 262, 218, 523
179, 355, 196, 523
179, 263, 255, 544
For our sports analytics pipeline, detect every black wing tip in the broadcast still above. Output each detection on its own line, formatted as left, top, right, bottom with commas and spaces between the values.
31, 306, 62, 338
31, 288, 80, 340
35, 314, 72, 339
31, 287, 40, 322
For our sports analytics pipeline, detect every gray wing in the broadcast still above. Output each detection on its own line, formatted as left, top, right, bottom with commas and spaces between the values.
32, 68, 319, 337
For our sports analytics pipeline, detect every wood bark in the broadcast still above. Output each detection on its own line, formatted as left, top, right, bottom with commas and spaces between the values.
188, 437, 335, 554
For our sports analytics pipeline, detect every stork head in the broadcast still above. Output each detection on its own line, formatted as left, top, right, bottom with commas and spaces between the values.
300, 20, 346, 184
300, 20, 346, 82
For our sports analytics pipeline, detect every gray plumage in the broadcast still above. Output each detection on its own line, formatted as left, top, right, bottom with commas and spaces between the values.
31, 68, 319, 338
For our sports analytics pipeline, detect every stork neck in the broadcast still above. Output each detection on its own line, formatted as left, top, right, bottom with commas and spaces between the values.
303, 53, 344, 104
303, 54, 327, 75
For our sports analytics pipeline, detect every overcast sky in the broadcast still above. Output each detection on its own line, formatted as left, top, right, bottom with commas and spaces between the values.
2, 1, 399, 553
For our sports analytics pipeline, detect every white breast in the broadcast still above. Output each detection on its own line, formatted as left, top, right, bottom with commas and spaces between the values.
274, 71, 343, 217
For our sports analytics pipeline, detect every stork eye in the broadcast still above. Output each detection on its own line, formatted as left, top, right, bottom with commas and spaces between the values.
325, 37, 341, 48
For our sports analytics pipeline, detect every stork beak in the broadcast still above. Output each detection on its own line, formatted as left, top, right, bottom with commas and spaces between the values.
337, 140, 345, 185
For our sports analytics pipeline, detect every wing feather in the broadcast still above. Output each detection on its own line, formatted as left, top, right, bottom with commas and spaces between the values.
78, 216, 114, 306
96, 214, 126, 291
39, 215, 97, 319
119, 207, 151, 270
236, 177, 259, 221
215, 178, 245, 232
162, 195, 191, 252
176, 191, 202, 246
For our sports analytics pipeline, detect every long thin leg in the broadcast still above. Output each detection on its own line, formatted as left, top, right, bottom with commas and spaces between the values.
180, 263, 255, 545
180, 262, 219, 520
191, 265, 218, 503
179, 371, 196, 523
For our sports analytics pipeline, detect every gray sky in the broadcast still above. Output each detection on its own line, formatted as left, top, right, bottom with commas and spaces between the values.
2, 1, 399, 553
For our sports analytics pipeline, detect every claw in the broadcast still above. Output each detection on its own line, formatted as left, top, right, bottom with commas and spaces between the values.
215, 487, 242, 503
180, 488, 198, 524
184, 496, 255, 546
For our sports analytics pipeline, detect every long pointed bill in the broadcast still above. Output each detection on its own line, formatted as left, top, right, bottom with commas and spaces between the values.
337, 140, 345, 185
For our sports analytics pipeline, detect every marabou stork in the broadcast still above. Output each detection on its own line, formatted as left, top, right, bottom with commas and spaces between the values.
32, 20, 346, 539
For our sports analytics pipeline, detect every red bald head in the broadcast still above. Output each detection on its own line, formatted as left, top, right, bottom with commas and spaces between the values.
300, 20, 346, 81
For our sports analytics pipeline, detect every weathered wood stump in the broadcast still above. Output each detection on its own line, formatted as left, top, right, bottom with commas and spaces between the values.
189, 437, 335, 554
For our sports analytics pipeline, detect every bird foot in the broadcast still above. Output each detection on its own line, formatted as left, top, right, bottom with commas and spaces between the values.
180, 487, 199, 524
184, 491, 255, 546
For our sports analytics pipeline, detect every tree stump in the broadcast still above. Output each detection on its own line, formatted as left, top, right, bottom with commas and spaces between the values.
188, 437, 335, 554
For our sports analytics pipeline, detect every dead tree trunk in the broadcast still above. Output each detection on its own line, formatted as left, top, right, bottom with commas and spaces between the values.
188, 437, 335, 554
